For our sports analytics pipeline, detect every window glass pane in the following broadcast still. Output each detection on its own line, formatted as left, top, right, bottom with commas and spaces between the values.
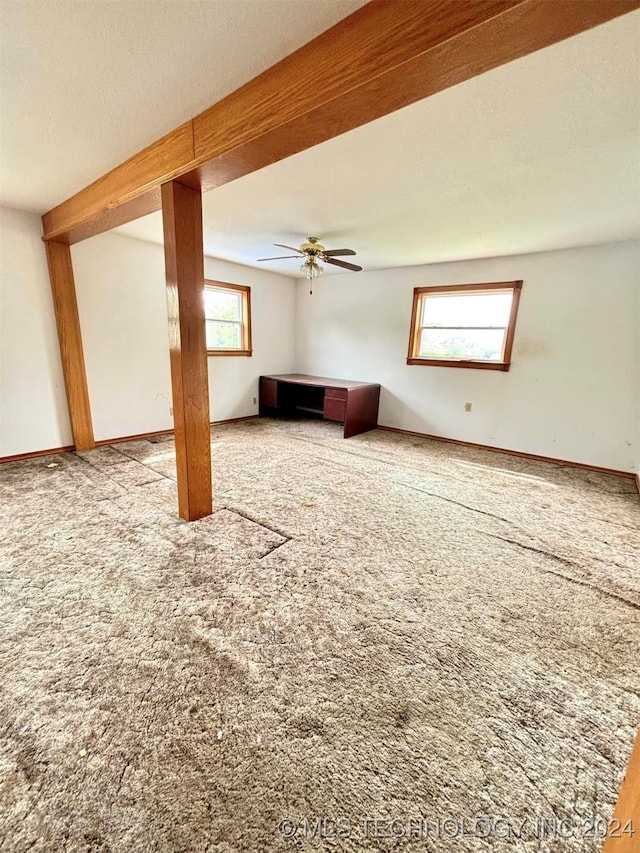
204, 288, 241, 321
422, 291, 513, 328
419, 328, 506, 361
206, 320, 242, 349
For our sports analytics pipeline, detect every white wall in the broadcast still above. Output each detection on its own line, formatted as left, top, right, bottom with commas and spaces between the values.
71, 231, 295, 442
70, 233, 172, 441
296, 241, 640, 473
0, 216, 295, 456
2, 215, 637, 474
0, 206, 72, 456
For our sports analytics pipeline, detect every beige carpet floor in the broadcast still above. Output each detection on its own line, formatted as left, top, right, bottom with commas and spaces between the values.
1, 418, 639, 853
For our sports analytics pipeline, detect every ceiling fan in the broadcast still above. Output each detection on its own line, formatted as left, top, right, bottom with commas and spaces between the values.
257, 237, 363, 283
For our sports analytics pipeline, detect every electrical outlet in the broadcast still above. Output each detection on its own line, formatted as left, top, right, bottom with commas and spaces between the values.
464, 402, 472, 412
253, 397, 257, 405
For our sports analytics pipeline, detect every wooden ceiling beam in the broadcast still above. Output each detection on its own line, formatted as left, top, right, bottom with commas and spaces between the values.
42, 122, 195, 244
42, 0, 639, 245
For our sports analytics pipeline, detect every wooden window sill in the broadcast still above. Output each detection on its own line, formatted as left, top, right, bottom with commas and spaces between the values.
207, 349, 253, 357
406, 357, 510, 371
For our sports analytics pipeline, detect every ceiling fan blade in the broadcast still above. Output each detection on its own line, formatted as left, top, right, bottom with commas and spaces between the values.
256, 255, 300, 261
323, 248, 356, 257
274, 243, 304, 254
324, 257, 363, 272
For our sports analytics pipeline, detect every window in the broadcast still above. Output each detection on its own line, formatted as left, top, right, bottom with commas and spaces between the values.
407, 281, 522, 371
204, 281, 252, 356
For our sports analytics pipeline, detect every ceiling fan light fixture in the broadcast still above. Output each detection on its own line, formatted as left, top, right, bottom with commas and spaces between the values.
300, 258, 323, 280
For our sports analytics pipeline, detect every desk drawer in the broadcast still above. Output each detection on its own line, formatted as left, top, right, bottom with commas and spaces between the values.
324, 397, 346, 422
325, 387, 348, 401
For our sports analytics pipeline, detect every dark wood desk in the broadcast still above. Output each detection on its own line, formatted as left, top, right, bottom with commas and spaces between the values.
259, 374, 381, 438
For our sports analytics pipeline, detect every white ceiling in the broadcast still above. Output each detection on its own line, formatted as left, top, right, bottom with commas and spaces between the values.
116, 10, 640, 276
1, 4, 638, 274
0, 0, 366, 211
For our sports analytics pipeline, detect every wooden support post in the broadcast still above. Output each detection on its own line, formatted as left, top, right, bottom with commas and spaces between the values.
603, 729, 640, 852
161, 179, 212, 521
45, 241, 95, 450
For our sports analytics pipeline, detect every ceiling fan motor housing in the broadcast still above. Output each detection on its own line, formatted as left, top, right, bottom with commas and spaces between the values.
300, 237, 325, 256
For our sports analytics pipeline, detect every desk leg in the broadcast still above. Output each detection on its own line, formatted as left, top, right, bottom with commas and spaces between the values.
344, 387, 380, 438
